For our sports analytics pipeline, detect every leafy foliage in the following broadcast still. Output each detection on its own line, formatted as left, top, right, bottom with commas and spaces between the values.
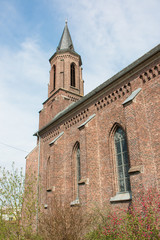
0, 163, 42, 240
0, 163, 24, 223
1, 164, 160, 240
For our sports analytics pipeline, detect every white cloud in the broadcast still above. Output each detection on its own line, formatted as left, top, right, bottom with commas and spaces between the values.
52, 0, 160, 93
0, 0, 160, 172
0, 38, 49, 171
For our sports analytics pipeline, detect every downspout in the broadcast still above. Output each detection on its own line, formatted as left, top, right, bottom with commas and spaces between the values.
36, 133, 41, 234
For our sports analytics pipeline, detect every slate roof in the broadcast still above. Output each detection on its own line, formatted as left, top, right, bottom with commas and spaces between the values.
57, 21, 75, 52
35, 44, 160, 136
49, 21, 82, 65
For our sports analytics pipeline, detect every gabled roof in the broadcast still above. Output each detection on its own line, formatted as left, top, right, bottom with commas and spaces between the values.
57, 21, 75, 52
35, 44, 160, 136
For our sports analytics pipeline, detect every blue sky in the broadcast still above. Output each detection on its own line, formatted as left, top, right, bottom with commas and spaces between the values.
0, 0, 160, 172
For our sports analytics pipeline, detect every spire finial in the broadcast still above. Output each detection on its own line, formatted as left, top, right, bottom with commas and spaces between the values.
65, 19, 68, 25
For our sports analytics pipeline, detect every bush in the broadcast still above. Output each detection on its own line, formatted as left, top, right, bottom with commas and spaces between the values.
2, 164, 159, 240
39, 198, 92, 240
85, 188, 160, 240
0, 163, 42, 240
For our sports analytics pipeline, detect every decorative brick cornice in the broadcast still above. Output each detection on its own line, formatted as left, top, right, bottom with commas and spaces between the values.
139, 64, 160, 83
49, 50, 82, 66
95, 83, 131, 111
42, 126, 60, 142
64, 108, 89, 129
67, 95, 79, 102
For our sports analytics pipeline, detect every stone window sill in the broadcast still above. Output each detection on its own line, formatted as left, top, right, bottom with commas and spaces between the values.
78, 178, 89, 185
44, 204, 48, 209
110, 192, 132, 202
70, 199, 80, 206
70, 86, 79, 91
46, 186, 55, 192
128, 165, 143, 174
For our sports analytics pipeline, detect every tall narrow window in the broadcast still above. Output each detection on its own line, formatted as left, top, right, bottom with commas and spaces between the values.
53, 65, 56, 90
46, 158, 50, 189
114, 127, 131, 192
72, 142, 81, 202
77, 144, 81, 182
70, 63, 75, 87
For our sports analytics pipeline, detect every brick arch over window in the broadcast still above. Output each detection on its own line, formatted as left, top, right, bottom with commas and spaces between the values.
71, 142, 81, 201
109, 124, 131, 193
70, 63, 76, 87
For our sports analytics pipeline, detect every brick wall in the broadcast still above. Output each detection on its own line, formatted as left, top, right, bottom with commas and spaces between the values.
25, 46, 160, 214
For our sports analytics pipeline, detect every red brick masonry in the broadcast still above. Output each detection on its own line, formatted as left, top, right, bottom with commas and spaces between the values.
25, 44, 160, 213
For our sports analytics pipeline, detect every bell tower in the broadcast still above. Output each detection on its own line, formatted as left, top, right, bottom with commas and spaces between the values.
48, 21, 83, 97
39, 21, 84, 129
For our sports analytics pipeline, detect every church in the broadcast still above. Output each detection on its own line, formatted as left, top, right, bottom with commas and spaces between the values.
25, 22, 160, 212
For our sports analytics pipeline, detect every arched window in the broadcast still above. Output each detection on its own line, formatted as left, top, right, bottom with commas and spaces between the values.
53, 65, 56, 90
114, 127, 131, 192
70, 63, 75, 87
72, 142, 81, 201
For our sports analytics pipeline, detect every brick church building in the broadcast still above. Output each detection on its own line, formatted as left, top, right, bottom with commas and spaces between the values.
25, 22, 160, 212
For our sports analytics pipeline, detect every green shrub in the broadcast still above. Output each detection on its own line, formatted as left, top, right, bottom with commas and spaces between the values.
0, 163, 42, 240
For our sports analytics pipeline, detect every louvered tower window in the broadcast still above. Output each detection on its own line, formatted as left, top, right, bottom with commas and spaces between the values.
114, 127, 131, 192
71, 63, 75, 87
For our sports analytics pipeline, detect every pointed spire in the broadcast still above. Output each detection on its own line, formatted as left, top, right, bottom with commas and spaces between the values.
57, 21, 75, 52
